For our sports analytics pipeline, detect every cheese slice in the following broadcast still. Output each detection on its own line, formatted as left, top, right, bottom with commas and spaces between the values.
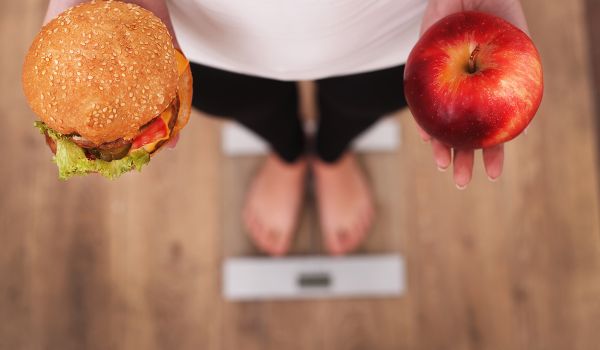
131, 50, 188, 154
175, 49, 188, 76
139, 107, 173, 153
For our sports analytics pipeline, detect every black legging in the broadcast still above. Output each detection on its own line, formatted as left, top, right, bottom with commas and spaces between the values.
190, 63, 407, 163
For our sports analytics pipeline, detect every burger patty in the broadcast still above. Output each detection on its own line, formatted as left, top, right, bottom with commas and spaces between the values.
44, 96, 180, 161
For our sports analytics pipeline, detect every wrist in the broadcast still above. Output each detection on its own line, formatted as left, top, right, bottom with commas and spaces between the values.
44, 0, 179, 49
121, 0, 180, 49
44, 0, 85, 25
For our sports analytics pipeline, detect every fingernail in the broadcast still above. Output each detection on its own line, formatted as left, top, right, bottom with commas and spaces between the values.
487, 175, 498, 182
421, 138, 430, 144
456, 183, 467, 190
437, 164, 448, 172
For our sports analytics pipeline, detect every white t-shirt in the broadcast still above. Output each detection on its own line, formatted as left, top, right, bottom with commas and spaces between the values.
168, 0, 427, 81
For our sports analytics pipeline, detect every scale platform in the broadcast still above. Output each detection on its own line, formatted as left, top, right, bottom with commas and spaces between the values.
219, 103, 408, 301
223, 254, 405, 301
222, 117, 401, 156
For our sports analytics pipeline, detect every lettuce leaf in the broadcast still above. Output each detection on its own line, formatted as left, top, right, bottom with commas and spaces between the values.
34, 121, 150, 180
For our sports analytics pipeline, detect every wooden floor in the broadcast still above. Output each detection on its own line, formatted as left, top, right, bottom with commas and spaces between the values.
2, 0, 600, 349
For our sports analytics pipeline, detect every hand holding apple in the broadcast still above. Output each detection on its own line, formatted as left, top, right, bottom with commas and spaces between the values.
409, 0, 542, 189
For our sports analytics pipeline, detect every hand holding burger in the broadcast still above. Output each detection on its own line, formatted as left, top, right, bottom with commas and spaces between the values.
22, 0, 192, 180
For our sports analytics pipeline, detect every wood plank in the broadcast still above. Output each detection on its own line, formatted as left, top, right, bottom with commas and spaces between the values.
585, 0, 600, 174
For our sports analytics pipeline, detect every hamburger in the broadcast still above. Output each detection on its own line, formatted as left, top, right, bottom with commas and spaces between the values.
22, 0, 192, 180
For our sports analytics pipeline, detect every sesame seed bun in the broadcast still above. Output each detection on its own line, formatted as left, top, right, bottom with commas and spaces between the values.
22, 0, 179, 145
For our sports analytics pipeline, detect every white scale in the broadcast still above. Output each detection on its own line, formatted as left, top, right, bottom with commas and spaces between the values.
222, 117, 407, 301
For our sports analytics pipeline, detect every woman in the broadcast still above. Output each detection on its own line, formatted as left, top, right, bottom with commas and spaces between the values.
44, 0, 527, 256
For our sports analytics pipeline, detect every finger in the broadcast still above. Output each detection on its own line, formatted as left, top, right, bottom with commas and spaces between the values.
482, 144, 504, 181
416, 124, 432, 143
432, 139, 451, 171
453, 149, 474, 190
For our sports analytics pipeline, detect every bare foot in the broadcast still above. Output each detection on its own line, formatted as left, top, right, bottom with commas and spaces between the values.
243, 153, 307, 256
312, 152, 375, 255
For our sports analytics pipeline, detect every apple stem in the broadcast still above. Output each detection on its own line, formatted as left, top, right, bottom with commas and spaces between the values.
468, 45, 480, 74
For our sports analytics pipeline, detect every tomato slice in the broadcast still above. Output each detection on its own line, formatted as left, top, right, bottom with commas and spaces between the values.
131, 117, 168, 150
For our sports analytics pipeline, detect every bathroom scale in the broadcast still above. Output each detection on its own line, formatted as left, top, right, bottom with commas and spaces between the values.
223, 254, 405, 301
220, 115, 407, 301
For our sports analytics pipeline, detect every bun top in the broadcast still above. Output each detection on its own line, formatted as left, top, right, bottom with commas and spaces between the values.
22, 0, 179, 145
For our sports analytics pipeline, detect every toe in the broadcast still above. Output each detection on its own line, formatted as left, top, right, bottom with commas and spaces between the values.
246, 215, 272, 255
348, 228, 367, 253
249, 228, 291, 257
341, 228, 362, 255
343, 214, 373, 255
266, 230, 284, 256
254, 229, 273, 255
267, 229, 291, 256
324, 228, 349, 256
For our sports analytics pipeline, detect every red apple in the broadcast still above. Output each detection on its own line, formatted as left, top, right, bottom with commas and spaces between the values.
404, 11, 543, 149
